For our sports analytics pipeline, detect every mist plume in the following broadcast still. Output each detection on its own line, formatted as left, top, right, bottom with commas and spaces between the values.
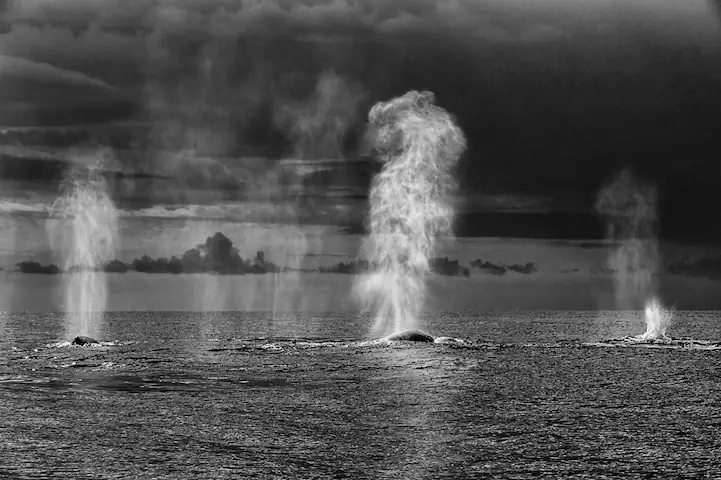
354, 90, 466, 338
595, 168, 673, 339
274, 70, 366, 160
595, 168, 659, 311
47, 158, 119, 340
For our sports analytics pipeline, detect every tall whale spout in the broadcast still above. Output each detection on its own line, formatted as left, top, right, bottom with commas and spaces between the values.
595, 169, 674, 340
47, 160, 119, 342
354, 91, 467, 339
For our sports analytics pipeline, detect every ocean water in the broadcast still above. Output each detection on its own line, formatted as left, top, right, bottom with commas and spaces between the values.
1, 311, 720, 479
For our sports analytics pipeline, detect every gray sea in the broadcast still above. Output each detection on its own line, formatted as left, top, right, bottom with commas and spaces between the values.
1, 311, 720, 479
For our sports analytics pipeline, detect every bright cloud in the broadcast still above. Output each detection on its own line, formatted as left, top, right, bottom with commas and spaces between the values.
0, 54, 116, 89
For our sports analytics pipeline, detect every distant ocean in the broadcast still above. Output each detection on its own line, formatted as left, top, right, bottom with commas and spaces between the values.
3, 271, 721, 313
1, 310, 720, 478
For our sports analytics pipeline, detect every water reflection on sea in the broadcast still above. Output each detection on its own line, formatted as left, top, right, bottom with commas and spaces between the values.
1, 311, 720, 479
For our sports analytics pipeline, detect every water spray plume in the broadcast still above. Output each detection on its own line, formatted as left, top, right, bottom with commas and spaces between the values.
274, 70, 365, 160
354, 91, 466, 338
641, 297, 672, 341
47, 163, 119, 341
595, 169, 672, 340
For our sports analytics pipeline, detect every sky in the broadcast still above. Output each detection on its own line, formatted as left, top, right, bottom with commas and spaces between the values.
0, 0, 720, 242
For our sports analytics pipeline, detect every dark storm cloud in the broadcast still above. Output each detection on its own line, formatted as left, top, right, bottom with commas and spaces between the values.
0, 54, 115, 90
1, 0, 720, 230
4, 1, 717, 109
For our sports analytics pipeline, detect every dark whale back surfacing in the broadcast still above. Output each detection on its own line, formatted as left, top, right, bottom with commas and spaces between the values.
72, 335, 99, 346
385, 330, 435, 343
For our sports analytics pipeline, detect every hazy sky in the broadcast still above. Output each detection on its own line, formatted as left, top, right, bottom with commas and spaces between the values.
1, 0, 720, 236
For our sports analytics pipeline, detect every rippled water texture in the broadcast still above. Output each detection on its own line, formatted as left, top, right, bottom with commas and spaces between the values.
1, 311, 720, 479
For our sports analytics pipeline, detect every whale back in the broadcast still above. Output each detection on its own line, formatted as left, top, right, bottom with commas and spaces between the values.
72, 335, 99, 345
385, 330, 435, 343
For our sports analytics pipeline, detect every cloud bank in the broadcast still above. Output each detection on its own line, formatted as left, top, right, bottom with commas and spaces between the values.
0, 54, 115, 90
0, 0, 719, 228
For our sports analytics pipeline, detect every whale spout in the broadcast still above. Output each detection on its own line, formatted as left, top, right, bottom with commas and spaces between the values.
384, 329, 435, 343
72, 335, 99, 346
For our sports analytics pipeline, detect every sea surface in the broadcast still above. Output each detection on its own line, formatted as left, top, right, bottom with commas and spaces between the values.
1, 311, 720, 479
